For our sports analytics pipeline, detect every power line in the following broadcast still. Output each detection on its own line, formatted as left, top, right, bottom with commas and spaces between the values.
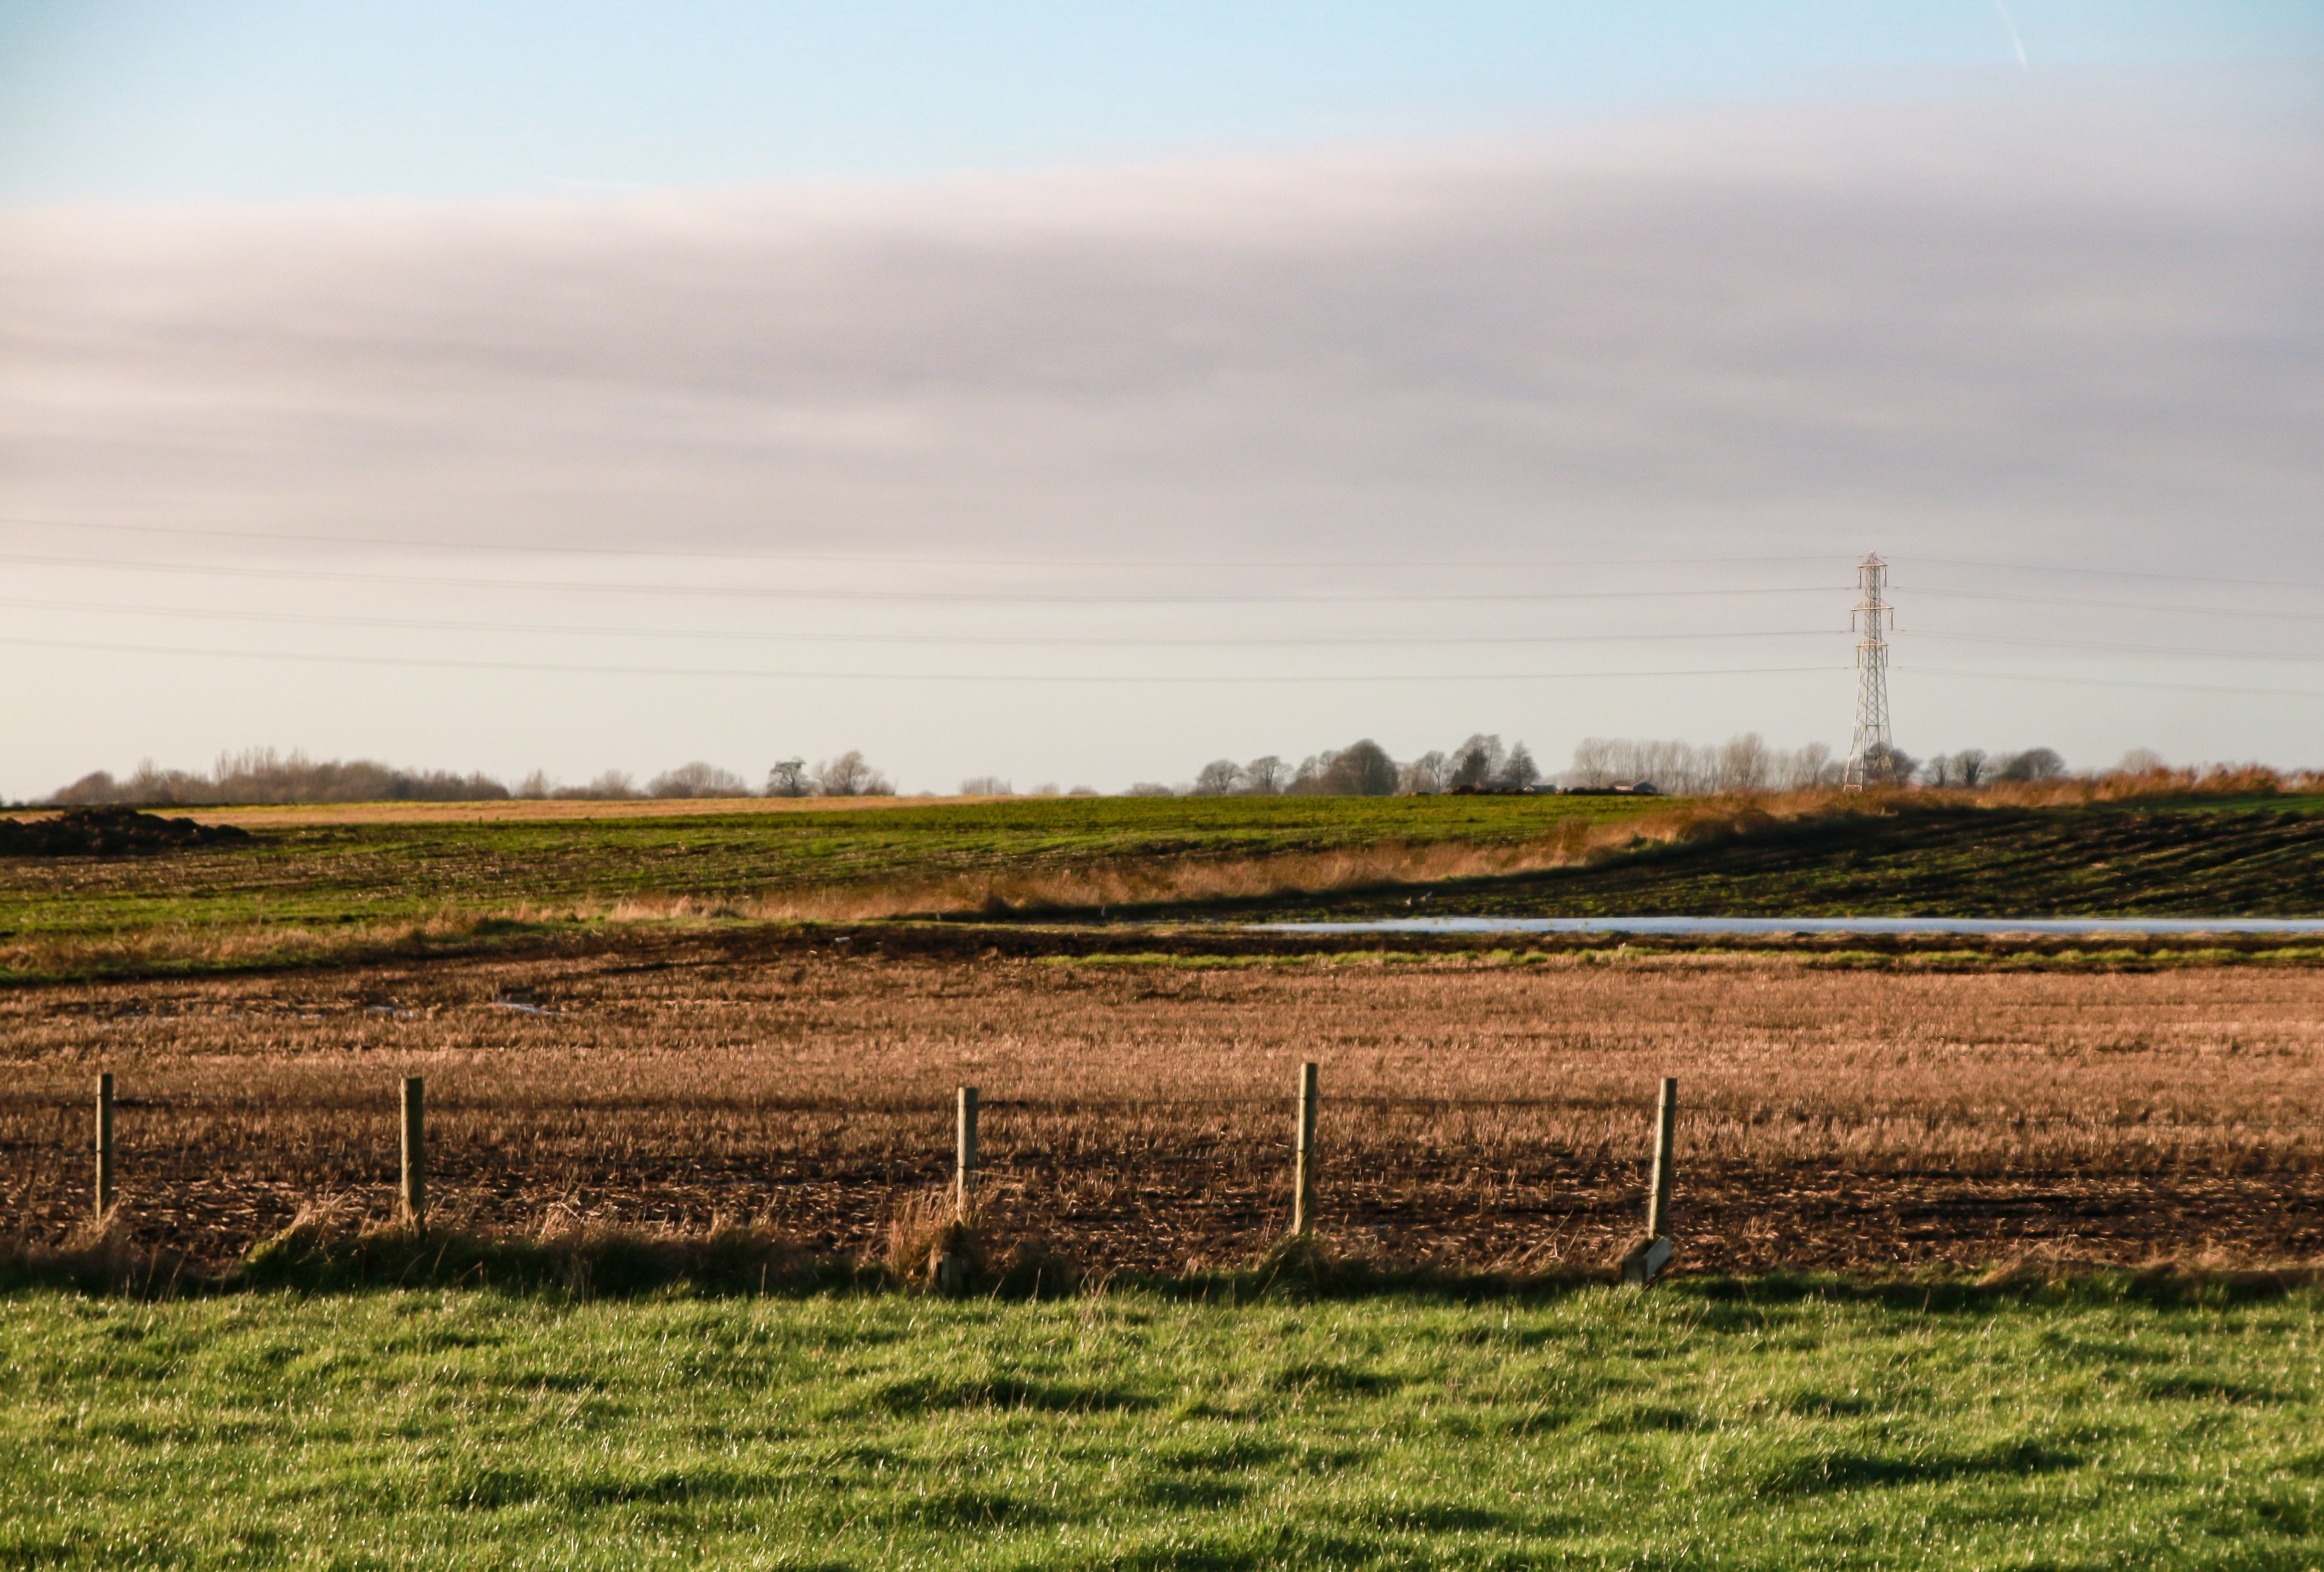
1916, 631, 2324, 664
0, 551, 1851, 605
1906, 556, 2324, 593
0, 596, 1842, 647
0, 517, 1848, 572
1907, 586, 2324, 623
13, 594, 2322, 664
14, 632, 2323, 697
10, 519, 2311, 593
0, 635, 1850, 684
1897, 666, 2324, 699
11, 546, 2309, 622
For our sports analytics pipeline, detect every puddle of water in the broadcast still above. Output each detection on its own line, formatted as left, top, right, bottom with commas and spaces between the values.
1254, 916, 2324, 936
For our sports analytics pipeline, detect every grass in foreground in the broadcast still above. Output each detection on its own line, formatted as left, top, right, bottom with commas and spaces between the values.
3, 1281, 2320, 1569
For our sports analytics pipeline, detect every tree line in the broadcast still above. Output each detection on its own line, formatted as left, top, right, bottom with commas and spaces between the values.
47, 749, 901, 806
1127, 733, 2083, 797
1129, 735, 1543, 798
39, 736, 2087, 808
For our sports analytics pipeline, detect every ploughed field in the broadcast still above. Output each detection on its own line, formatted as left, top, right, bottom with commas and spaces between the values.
8, 937, 2320, 1275
1157, 801, 2324, 921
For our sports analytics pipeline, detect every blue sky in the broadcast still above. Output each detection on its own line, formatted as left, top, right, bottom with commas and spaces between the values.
2, 1, 2319, 199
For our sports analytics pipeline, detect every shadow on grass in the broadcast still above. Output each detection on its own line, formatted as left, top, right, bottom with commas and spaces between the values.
6, 1215, 2317, 1309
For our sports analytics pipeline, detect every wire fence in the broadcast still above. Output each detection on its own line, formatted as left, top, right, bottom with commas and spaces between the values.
11, 1063, 2322, 1283
5, 1088, 2320, 1128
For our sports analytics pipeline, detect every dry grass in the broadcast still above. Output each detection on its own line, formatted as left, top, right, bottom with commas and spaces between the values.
748, 827, 1630, 920
5, 941, 2320, 1277
0, 907, 587, 986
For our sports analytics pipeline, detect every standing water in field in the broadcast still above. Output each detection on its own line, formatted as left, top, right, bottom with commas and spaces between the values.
1253, 916, 2324, 936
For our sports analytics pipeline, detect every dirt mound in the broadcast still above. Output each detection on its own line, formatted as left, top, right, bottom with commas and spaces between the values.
0, 806, 252, 858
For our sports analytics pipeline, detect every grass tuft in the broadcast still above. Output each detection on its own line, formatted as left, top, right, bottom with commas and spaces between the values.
0, 1209, 198, 1297
237, 1201, 867, 1297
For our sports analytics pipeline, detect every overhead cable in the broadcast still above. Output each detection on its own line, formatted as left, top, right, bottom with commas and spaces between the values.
0, 634, 1847, 684
0, 595, 1838, 647
0, 517, 1850, 572
0, 552, 1849, 605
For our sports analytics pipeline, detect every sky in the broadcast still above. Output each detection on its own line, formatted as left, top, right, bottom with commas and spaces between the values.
1, 2, 2320, 797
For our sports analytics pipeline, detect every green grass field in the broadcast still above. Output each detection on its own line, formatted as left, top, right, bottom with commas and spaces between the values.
4, 1280, 2319, 1570
6, 792, 2324, 985
0, 794, 1641, 943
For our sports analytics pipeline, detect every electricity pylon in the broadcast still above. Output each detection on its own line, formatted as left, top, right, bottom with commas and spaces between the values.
1841, 553, 1893, 790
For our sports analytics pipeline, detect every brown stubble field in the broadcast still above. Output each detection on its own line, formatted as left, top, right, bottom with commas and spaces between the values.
5, 941, 2321, 1276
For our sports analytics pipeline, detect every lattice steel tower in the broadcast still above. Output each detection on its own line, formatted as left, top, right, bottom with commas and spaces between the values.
1842, 553, 1893, 790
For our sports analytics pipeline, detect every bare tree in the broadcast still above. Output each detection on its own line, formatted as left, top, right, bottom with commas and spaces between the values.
1121, 781, 1175, 797
560, 769, 640, 800
1951, 749, 1988, 788
812, 751, 893, 796
766, 759, 811, 797
1241, 755, 1289, 795
649, 762, 753, 798
1399, 751, 1448, 795
1784, 742, 1835, 789
49, 771, 122, 805
1923, 753, 1956, 788
1496, 743, 1541, 792
1995, 747, 2065, 783
2115, 748, 2167, 775
1563, 738, 1611, 790
958, 775, 1012, 796
1565, 735, 1853, 795
1190, 759, 1243, 797
1717, 733, 1771, 792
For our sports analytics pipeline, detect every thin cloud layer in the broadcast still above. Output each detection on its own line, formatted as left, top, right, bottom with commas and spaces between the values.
1, 80, 2319, 791
4, 84, 2316, 565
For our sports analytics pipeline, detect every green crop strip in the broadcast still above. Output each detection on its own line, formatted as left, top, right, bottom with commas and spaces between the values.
0, 795, 1643, 939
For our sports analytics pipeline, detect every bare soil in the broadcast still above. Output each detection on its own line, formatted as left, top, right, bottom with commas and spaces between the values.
0, 807, 251, 858
5, 941, 2320, 1276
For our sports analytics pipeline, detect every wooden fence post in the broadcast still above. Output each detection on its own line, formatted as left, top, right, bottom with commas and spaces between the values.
399, 1076, 426, 1231
1622, 1076, 1678, 1285
955, 1085, 978, 1217
1648, 1075, 1677, 1239
94, 1072, 114, 1220
1292, 1062, 1319, 1236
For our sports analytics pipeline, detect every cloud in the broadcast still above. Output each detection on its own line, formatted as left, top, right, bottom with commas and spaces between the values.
0, 76, 2319, 789
4, 81, 2316, 567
